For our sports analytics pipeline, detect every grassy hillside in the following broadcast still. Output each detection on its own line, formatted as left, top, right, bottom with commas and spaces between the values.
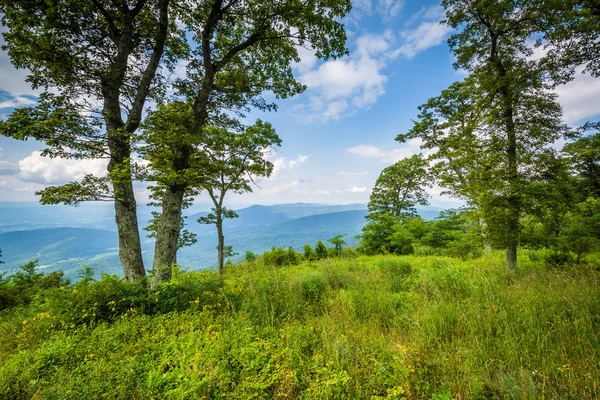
1, 252, 598, 399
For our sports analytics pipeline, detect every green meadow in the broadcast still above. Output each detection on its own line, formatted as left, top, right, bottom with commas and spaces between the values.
1, 252, 598, 399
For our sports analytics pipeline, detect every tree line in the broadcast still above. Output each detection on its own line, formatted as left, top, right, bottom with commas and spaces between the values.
362, 0, 600, 270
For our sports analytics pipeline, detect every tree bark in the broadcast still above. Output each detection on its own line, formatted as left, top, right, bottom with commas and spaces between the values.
152, 186, 185, 286
216, 211, 225, 274
107, 129, 146, 281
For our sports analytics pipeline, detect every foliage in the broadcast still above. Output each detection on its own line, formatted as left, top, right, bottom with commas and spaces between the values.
368, 154, 430, 219
1, 254, 599, 399
315, 240, 329, 260
327, 234, 348, 256
0, 260, 69, 311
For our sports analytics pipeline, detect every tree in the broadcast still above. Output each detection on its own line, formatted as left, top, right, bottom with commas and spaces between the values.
537, 0, 600, 81
303, 244, 316, 261
441, 0, 570, 270
397, 78, 494, 251
358, 213, 414, 256
147, 0, 351, 283
196, 121, 281, 274
315, 241, 328, 260
563, 129, 600, 197
0, 0, 181, 280
368, 154, 430, 219
0, 249, 3, 264
327, 234, 348, 257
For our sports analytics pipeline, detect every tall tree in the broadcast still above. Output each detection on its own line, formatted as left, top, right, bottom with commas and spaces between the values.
442, 0, 570, 270
397, 78, 493, 249
368, 154, 430, 219
0, 0, 182, 280
138, 100, 201, 281
148, 0, 351, 282
196, 121, 280, 274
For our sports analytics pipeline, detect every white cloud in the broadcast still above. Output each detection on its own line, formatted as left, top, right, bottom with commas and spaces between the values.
294, 46, 318, 73
347, 185, 368, 193
353, 0, 405, 20
18, 151, 108, 184
0, 27, 41, 97
297, 31, 394, 121
555, 68, 600, 124
262, 181, 299, 194
396, 21, 453, 58
346, 139, 423, 163
270, 154, 310, 178
289, 154, 309, 168
0, 96, 36, 109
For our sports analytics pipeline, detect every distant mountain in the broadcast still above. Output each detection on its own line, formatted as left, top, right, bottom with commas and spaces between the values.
0, 228, 122, 277
0, 202, 442, 278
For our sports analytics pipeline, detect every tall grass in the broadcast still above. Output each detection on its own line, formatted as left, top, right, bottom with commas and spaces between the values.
0, 252, 598, 399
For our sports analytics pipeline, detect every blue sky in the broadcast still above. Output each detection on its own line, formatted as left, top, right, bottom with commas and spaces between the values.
1, 0, 599, 208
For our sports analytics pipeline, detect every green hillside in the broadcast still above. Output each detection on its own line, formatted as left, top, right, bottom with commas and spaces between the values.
1, 252, 598, 399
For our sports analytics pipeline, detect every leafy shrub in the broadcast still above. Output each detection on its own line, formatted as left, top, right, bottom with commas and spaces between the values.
303, 244, 316, 260
262, 246, 302, 267
0, 260, 69, 311
315, 240, 328, 259
244, 250, 257, 263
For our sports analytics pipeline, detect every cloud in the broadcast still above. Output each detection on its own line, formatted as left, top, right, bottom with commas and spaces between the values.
346, 139, 423, 163
262, 181, 300, 194
289, 154, 309, 168
338, 171, 370, 176
0, 96, 37, 110
395, 22, 452, 59
347, 185, 368, 193
297, 31, 394, 121
0, 27, 41, 97
270, 154, 310, 178
555, 68, 600, 124
353, 0, 405, 20
18, 151, 108, 184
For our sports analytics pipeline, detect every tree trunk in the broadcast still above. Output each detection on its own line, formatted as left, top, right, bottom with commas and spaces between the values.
479, 214, 492, 253
490, 34, 520, 271
152, 186, 185, 286
503, 87, 520, 272
216, 212, 225, 274
107, 131, 146, 281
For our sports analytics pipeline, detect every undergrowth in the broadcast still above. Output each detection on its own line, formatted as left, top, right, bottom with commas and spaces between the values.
0, 251, 598, 399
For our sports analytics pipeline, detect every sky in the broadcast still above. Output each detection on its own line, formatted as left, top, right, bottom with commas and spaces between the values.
1, 0, 599, 209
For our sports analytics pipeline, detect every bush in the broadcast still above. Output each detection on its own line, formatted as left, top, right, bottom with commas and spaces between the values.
303, 244, 316, 260
244, 251, 257, 263
315, 240, 328, 259
262, 246, 302, 267
0, 260, 69, 311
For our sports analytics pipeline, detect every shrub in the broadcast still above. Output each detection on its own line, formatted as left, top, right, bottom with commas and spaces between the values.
303, 244, 315, 260
244, 250, 258, 263
315, 240, 328, 259
262, 246, 302, 267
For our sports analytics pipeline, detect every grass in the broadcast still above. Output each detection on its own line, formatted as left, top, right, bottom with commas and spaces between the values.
0, 251, 599, 399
